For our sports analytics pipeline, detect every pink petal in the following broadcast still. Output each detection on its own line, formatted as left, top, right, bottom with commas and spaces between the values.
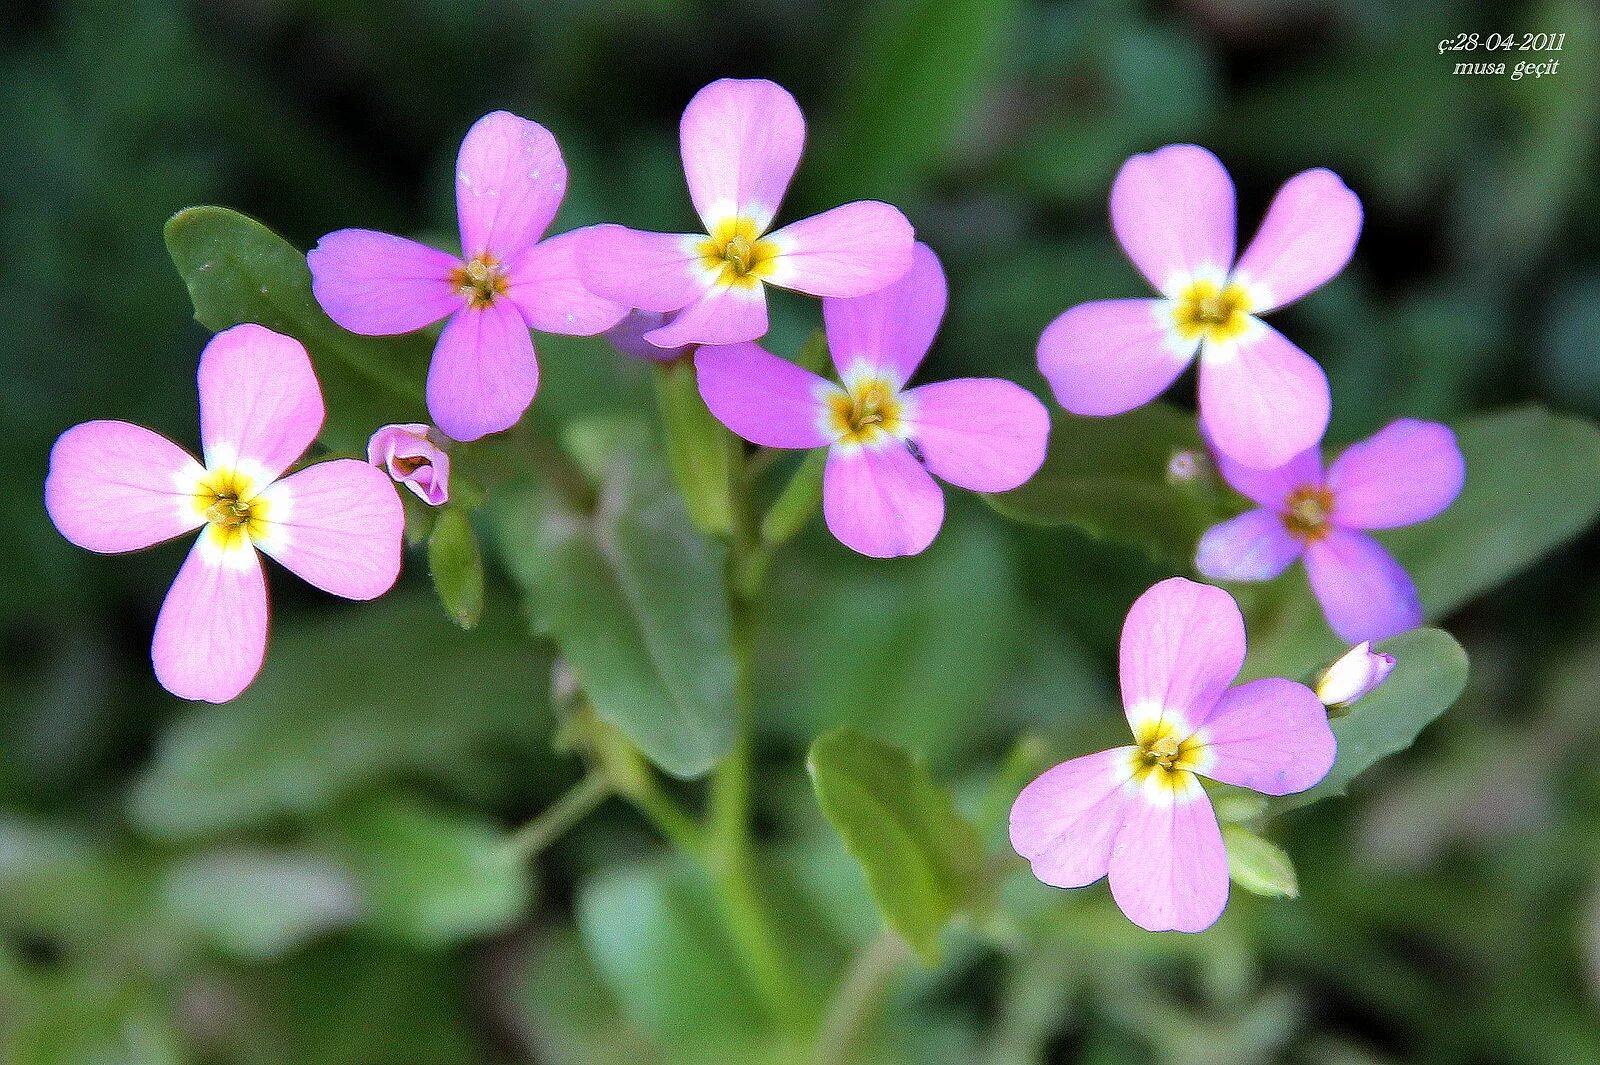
602, 310, 691, 362
1191, 678, 1335, 796
904, 378, 1049, 492
503, 227, 629, 337
680, 78, 805, 233
694, 342, 832, 449
1110, 144, 1236, 297
367, 423, 450, 507
1205, 429, 1322, 509
1194, 509, 1303, 582
1037, 299, 1194, 417
199, 324, 324, 481
1107, 776, 1229, 933
644, 283, 767, 348
455, 111, 566, 260
1010, 747, 1140, 890
764, 202, 915, 298
253, 459, 404, 600
821, 241, 945, 386
151, 532, 269, 703
1197, 322, 1329, 470
1120, 577, 1245, 728
425, 301, 537, 443
577, 225, 709, 313
307, 229, 461, 336
46, 421, 205, 553
822, 442, 944, 558
1303, 528, 1422, 643
1232, 168, 1361, 313
1326, 419, 1465, 530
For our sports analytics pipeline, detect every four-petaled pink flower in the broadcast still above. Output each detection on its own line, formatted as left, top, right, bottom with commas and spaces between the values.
1038, 144, 1361, 470
44, 325, 404, 703
368, 423, 451, 506
1195, 419, 1464, 643
1011, 577, 1336, 933
696, 243, 1049, 558
309, 111, 627, 443
578, 78, 916, 350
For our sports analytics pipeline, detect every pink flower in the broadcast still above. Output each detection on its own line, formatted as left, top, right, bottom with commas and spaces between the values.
308, 112, 628, 443
577, 78, 916, 350
1010, 577, 1336, 933
44, 325, 404, 703
1037, 144, 1361, 470
368, 423, 450, 506
1195, 419, 1465, 643
1316, 641, 1396, 708
696, 243, 1048, 558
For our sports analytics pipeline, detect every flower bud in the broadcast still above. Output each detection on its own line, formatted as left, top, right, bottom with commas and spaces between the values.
1166, 448, 1210, 485
1315, 640, 1396, 708
368, 423, 450, 506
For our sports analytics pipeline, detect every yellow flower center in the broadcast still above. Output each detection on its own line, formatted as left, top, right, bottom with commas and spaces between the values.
1283, 485, 1335, 543
698, 217, 778, 290
1127, 714, 1209, 793
451, 254, 509, 308
1172, 277, 1253, 344
190, 465, 273, 558
826, 373, 905, 447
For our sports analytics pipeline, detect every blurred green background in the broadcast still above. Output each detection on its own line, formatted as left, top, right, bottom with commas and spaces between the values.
4, 0, 1600, 1062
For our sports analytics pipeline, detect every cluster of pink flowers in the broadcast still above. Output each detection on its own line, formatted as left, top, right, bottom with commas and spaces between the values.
44, 79, 1463, 935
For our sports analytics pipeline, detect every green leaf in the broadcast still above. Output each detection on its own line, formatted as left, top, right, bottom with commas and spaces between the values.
485, 418, 736, 778
1271, 628, 1468, 815
129, 594, 551, 840
576, 861, 767, 1055
426, 508, 484, 629
807, 728, 985, 964
654, 359, 736, 537
1220, 825, 1299, 899
985, 405, 1213, 563
320, 795, 529, 949
164, 206, 430, 452
160, 849, 360, 960
759, 449, 826, 548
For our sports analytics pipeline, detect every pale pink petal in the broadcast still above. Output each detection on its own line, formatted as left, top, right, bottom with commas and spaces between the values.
1303, 528, 1422, 643
307, 229, 461, 335
1107, 777, 1229, 933
198, 324, 324, 481
1110, 144, 1236, 297
456, 111, 566, 260
1198, 323, 1329, 471
821, 241, 945, 384
1232, 169, 1361, 313
680, 78, 805, 233
1205, 430, 1322, 509
1120, 577, 1245, 728
603, 310, 690, 363
151, 534, 269, 703
503, 228, 629, 337
1194, 509, 1303, 582
1192, 678, 1335, 796
822, 443, 944, 558
253, 459, 403, 600
1010, 748, 1140, 889
904, 378, 1049, 492
764, 202, 915, 298
1326, 419, 1465, 530
644, 284, 767, 348
577, 226, 709, 312
46, 421, 205, 553
694, 342, 832, 449
1037, 300, 1194, 417
425, 301, 537, 443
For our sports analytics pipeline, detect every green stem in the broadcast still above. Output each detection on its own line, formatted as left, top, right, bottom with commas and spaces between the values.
812, 931, 911, 1065
505, 773, 612, 862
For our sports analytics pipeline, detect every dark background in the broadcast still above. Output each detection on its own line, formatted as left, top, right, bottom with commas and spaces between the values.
3, 1, 1599, 1062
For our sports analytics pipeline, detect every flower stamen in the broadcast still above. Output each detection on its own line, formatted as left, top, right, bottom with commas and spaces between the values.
451, 254, 509, 308
1283, 485, 1335, 543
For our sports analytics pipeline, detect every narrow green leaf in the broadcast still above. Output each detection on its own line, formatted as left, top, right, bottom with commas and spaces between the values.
1221, 825, 1299, 899
164, 205, 430, 452
984, 405, 1213, 563
795, 328, 831, 376
807, 728, 985, 964
485, 417, 736, 779
760, 449, 826, 547
654, 359, 736, 537
426, 508, 484, 630
1271, 628, 1468, 815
